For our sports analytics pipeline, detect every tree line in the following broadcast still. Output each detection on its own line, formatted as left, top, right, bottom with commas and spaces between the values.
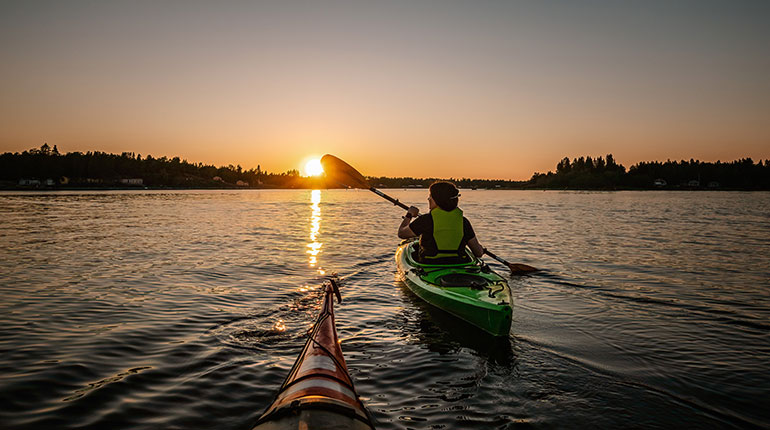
0, 144, 526, 189
2, 145, 768, 190
529, 154, 770, 190
368, 176, 525, 189
0, 144, 318, 188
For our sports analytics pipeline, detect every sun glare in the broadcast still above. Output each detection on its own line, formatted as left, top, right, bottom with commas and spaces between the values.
304, 158, 324, 176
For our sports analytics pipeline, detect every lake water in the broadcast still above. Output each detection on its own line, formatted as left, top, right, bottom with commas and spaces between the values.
1, 189, 768, 429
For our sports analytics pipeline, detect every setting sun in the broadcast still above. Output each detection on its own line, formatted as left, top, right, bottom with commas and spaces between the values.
303, 158, 324, 176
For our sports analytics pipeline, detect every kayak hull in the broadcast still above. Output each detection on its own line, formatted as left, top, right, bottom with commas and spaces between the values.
254, 407, 373, 430
396, 240, 512, 337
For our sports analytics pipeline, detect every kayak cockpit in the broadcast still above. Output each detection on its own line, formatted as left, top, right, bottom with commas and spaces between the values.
437, 273, 490, 288
400, 238, 482, 268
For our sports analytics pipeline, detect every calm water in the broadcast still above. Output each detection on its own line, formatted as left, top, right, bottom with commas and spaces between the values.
1, 189, 768, 429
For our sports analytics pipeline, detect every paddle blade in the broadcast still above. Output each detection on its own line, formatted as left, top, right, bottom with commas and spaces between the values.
321, 154, 370, 189
505, 262, 539, 275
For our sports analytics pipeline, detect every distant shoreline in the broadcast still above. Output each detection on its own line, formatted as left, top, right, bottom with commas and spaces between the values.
3, 146, 769, 191
2, 185, 767, 192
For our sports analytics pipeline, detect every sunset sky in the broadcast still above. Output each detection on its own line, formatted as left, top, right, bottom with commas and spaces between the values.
1, 1, 768, 179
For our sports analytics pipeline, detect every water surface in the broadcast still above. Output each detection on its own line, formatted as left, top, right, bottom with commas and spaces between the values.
1, 189, 768, 429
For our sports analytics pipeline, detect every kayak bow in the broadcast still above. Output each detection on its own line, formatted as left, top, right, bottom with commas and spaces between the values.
252, 279, 375, 430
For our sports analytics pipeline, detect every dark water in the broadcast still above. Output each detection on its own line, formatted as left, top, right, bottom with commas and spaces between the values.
1, 189, 768, 429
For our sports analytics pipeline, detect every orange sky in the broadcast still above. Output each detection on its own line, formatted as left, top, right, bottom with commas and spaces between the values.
1, 1, 768, 179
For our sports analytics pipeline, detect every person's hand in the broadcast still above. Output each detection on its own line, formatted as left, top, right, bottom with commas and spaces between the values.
407, 206, 419, 218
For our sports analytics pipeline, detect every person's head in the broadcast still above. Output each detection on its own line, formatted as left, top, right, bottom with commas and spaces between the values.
429, 181, 460, 211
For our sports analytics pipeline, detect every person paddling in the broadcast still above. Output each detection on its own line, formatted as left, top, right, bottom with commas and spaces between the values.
398, 181, 484, 264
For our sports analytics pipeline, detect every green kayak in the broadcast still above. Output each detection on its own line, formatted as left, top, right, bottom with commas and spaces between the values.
395, 239, 513, 337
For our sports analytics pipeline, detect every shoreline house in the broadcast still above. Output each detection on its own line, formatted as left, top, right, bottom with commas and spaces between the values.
120, 178, 144, 186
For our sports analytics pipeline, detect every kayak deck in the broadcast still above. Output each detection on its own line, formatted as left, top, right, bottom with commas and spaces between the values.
396, 240, 513, 336
253, 279, 374, 429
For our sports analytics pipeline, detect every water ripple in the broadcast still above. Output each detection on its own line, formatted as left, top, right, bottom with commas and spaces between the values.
1, 190, 768, 429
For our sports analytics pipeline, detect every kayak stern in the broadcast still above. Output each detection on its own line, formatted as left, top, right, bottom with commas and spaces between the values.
396, 240, 513, 337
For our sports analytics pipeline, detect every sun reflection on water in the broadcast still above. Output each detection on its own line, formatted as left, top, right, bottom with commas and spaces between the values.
307, 190, 323, 270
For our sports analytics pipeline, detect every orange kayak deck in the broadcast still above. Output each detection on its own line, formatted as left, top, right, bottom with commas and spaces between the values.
252, 279, 374, 429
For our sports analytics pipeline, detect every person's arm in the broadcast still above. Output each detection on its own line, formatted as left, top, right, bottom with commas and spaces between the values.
397, 206, 420, 239
463, 218, 484, 258
467, 236, 484, 258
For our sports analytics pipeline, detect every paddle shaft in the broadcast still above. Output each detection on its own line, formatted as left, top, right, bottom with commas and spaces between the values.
484, 248, 538, 273
482, 248, 509, 265
369, 187, 409, 211
323, 172, 409, 210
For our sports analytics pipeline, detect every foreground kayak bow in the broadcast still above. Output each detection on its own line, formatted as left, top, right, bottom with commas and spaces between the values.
252, 279, 375, 430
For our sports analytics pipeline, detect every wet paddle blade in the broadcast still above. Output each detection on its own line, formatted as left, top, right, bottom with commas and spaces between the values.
505, 262, 539, 275
321, 154, 370, 188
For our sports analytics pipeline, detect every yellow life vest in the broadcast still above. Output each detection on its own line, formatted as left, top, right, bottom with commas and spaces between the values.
423, 207, 464, 259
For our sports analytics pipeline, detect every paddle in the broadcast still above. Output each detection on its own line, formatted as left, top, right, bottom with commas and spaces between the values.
482, 248, 538, 275
320, 154, 538, 275
320, 154, 410, 210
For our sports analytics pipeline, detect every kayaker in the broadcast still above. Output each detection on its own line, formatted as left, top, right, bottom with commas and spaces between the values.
398, 181, 485, 263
